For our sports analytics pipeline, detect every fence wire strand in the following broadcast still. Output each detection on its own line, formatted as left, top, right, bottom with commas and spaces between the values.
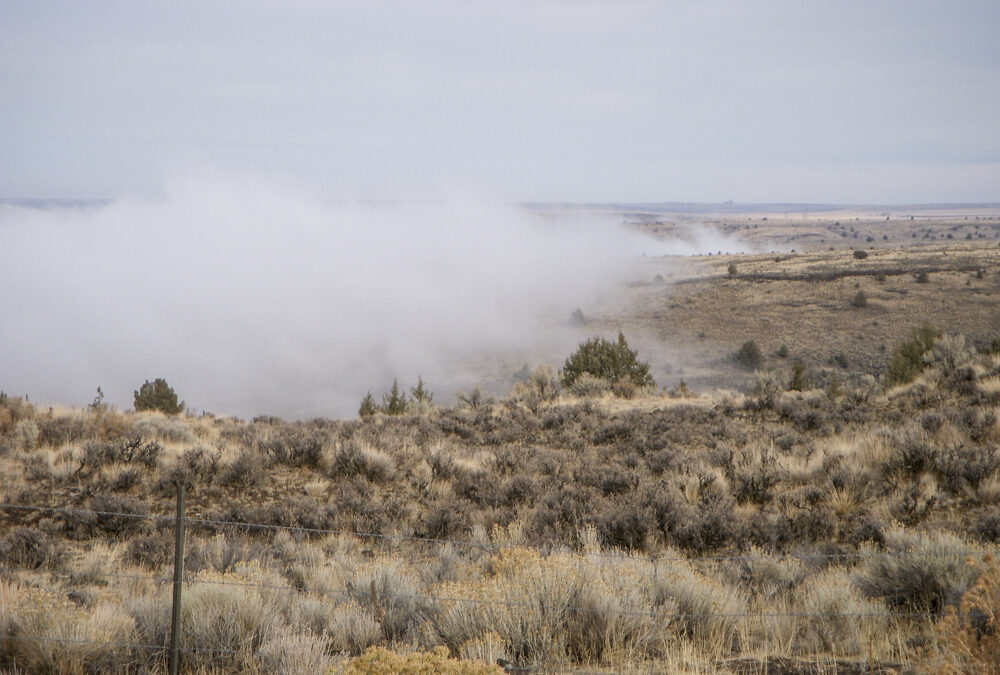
2, 501, 992, 565
0, 499, 983, 672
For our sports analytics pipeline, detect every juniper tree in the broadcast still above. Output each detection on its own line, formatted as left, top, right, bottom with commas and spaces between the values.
561, 332, 655, 388
133, 378, 184, 415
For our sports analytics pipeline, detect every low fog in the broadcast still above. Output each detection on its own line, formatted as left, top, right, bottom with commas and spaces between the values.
1, 174, 747, 418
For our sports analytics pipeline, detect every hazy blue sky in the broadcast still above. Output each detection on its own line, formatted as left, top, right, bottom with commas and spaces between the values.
2, 0, 998, 203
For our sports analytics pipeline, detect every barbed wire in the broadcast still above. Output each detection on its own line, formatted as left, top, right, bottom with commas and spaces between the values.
3, 562, 950, 623
3, 502, 994, 567
0, 566, 168, 584
0, 632, 246, 656
0, 632, 630, 674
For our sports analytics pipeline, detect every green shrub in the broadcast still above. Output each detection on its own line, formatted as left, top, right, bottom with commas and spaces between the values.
915, 271, 930, 283
733, 340, 763, 370
853, 250, 868, 260
561, 332, 655, 388
788, 360, 808, 391
884, 323, 940, 387
851, 290, 868, 308
133, 378, 184, 415
777, 344, 789, 358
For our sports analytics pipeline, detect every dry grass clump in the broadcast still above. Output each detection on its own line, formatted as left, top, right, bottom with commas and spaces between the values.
324, 602, 382, 655
506, 365, 561, 412
652, 554, 747, 651
339, 645, 503, 674
721, 547, 805, 600
258, 630, 332, 674
0, 580, 139, 674
326, 439, 398, 483
131, 412, 198, 443
567, 372, 612, 398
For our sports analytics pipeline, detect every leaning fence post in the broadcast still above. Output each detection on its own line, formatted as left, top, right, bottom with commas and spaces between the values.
169, 482, 186, 675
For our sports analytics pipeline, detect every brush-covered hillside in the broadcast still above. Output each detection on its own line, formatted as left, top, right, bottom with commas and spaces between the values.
2, 322, 1000, 672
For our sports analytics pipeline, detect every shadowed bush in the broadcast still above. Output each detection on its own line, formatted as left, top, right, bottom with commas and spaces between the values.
852, 529, 982, 613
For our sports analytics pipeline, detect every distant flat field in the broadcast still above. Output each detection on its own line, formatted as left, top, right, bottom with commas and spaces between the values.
579, 209, 1000, 394
619, 204, 1000, 253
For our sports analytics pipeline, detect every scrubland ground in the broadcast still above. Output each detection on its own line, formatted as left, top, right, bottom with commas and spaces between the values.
604, 236, 1000, 396
2, 221, 1000, 673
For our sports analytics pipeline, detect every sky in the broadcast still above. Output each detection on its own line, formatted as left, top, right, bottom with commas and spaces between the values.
1, 0, 999, 204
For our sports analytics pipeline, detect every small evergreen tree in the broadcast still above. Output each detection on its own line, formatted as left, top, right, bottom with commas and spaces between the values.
358, 392, 378, 418
788, 360, 807, 391
410, 376, 433, 404
133, 378, 184, 415
381, 378, 408, 415
561, 332, 655, 388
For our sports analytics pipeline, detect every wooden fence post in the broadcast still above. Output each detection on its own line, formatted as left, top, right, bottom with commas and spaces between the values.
169, 482, 186, 675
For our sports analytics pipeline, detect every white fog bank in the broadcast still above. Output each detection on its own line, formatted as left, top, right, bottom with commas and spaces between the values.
0, 174, 746, 418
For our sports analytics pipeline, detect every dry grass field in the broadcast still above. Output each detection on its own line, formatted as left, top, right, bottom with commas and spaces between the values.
2, 214, 1000, 673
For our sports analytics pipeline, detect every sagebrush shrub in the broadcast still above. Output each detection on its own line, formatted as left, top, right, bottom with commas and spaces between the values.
852, 529, 981, 612
750, 370, 782, 409
0, 527, 65, 569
